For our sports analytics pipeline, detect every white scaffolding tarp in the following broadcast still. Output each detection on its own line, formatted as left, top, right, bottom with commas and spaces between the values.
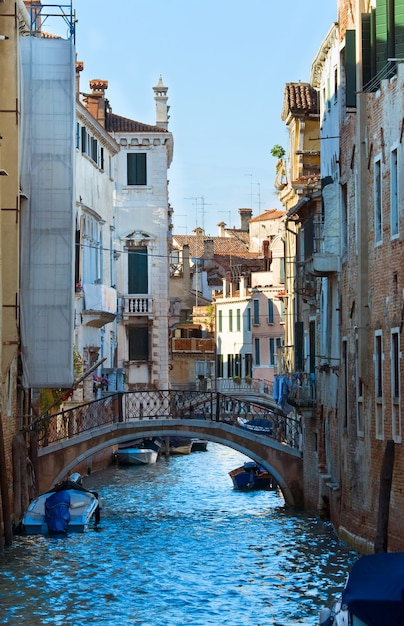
20, 36, 75, 388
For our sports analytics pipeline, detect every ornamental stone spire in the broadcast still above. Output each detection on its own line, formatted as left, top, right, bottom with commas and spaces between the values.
153, 75, 169, 129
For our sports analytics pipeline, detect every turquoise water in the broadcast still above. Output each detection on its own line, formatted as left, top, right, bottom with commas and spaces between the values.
0, 444, 356, 625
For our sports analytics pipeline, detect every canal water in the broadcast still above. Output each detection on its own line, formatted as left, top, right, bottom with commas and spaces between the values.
0, 443, 357, 625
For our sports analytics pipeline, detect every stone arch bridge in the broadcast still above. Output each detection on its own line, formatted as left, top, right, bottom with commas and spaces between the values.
29, 390, 304, 506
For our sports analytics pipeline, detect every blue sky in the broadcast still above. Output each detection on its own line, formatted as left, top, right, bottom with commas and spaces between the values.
55, 1, 337, 236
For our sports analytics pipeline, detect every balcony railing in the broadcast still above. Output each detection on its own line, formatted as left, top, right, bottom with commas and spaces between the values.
172, 337, 215, 352
122, 295, 153, 318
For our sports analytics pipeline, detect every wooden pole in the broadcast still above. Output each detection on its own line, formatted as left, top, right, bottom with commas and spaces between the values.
374, 439, 395, 553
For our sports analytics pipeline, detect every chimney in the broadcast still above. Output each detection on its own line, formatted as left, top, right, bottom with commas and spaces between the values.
83, 79, 108, 128
153, 75, 169, 129
76, 61, 84, 101
239, 208, 253, 231
203, 238, 214, 260
217, 221, 226, 237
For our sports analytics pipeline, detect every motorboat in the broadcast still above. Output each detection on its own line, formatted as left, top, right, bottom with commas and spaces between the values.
114, 447, 158, 465
229, 461, 276, 491
319, 552, 404, 626
237, 416, 275, 436
190, 438, 208, 452
22, 473, 100, 534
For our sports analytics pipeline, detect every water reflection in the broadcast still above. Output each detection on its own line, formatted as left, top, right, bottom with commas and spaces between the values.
0, 444, 356, 625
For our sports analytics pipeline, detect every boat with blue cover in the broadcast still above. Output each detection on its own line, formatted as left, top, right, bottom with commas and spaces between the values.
319, 552, 404, 626
229, 461, 276, 491
22, 473, 100, 534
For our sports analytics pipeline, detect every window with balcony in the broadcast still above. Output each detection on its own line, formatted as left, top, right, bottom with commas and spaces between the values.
127, 153, 147, 185
217, 354, 224, 378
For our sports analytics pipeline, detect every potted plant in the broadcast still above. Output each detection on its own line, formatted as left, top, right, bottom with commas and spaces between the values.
233, 375, 241, 385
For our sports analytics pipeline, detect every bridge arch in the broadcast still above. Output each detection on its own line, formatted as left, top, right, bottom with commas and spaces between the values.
37, 419, 303, 506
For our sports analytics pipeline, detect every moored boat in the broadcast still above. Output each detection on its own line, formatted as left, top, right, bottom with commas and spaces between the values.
114, 447, 158, 465
190, 438, 208, 452
22, 474, 100, 534
319, 552, 404, 626
229, 461, 276, 491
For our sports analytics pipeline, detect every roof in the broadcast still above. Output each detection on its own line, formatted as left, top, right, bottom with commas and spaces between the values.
249, 209, 285, 223
172, 235, 251, 258
105, 111, 169, 134
282, 83, 319, 120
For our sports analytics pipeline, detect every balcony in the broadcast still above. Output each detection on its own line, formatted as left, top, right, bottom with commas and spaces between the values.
82, 284, 117, 328
311, 217, 339, 276
122, 295, 153, 320
172, 337, 215, 353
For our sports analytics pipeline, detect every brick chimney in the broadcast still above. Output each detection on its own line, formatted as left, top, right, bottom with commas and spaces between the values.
203, 238, 214, 260
153, 75, 169, 129
217, 221, 226, 237
239, 208, 252, 231
83, 79, 108, 128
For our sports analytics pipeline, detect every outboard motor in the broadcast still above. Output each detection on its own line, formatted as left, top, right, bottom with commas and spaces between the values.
45, 490, 71, 533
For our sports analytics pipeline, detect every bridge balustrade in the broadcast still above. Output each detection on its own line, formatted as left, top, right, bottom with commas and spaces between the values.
28, 390, 301, 452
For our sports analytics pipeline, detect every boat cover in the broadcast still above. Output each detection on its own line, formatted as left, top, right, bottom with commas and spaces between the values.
341, 552, 404, 626
45, 490, 71, 533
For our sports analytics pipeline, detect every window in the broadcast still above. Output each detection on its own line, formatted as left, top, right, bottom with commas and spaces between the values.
391, 329, 401, 442
374, 158, 382, 243
227, 354, 234, 378
127, 153, 147, 185
76, 123, 81, 150
253, 299, 260, 325
246, 308, 251, 332
269, 337, 283, 366
254, 338, 260, 365
267, 299, 274, 324
279, 300, 285, 323
217, 354, 224, 378
128, 247, 148, 294
245, 353, 252, 377
218, 310, 223, 333
375, 331, 384, 438
229, 309, 233, 332
236, 308, 241, 331
345, 30, 356, 107
334, 66, 338, 102
128, 326, 148, 360
391, 148, 399, 237
356, 337, 364, 435
234, 354, 242, 377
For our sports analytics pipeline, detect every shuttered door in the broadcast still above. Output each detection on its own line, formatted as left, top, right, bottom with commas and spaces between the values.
345, 30, 357, 107
128, 248, 148, 294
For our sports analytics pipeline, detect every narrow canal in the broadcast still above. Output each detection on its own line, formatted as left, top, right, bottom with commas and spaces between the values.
0, 443, 357, 625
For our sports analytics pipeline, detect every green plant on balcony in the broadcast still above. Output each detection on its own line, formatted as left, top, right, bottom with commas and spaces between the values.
233, 376, 241, 385
244, 375, 252, 385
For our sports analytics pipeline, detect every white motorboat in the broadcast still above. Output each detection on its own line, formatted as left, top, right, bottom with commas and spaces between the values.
115, 447, 158, 465
22, 475, 100, 534
319, 552, 404, 626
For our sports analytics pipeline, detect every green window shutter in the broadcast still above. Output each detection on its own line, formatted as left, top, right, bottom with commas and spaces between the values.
346, 30, 357, 107
128, 247, 148, 293
395, 0, 404, 58
375, 0, 388, 74
362, 13, 373, 87
127, 153, 147, 185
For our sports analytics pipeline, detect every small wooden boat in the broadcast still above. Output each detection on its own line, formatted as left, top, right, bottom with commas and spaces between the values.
229, 461, 276, 491
22, 474, 100, 534
320, 552, 404, 626
114, 447, 158, 465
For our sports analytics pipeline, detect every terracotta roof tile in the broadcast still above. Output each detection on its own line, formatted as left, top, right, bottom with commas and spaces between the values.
249, 209, 285, 222
282, 83, 319, 120
106, 112, 168, 133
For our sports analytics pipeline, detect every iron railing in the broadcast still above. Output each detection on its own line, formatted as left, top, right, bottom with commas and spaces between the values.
27, 390, 301, 451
